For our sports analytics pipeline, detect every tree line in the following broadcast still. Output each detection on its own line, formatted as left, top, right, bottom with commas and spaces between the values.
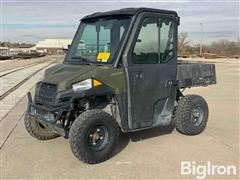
178, 32, 240, 57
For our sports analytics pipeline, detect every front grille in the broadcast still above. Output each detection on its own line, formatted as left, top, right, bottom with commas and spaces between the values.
39, 83, 57, 97
36, 83, 57, 106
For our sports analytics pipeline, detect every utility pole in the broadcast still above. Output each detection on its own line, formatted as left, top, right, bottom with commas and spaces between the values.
200, 23, 203, 56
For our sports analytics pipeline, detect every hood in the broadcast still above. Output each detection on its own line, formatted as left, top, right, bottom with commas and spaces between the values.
43, 63, 94, 92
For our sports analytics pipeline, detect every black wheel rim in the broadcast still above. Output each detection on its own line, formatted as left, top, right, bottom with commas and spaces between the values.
86, 125, 110, 151
191, 106, 204, 126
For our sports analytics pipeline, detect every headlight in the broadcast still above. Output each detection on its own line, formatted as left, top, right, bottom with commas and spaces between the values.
72, 79, 92, 92
72, 79, 103, 92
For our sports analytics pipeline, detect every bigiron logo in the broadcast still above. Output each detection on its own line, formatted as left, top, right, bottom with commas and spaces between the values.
181, 161, 237, 179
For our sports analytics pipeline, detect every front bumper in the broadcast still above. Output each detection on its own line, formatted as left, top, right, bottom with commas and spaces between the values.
25, 92, 70, 137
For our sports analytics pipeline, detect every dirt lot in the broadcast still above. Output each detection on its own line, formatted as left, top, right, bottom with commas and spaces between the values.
1, 58, 239, 179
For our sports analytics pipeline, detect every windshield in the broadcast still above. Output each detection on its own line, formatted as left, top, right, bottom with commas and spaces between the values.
65, 17, 131, 65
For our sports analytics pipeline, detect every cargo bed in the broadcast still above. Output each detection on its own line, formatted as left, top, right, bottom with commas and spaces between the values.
177, 63, 217, 88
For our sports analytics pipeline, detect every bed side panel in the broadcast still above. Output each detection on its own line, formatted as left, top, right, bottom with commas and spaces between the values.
177, 63, 217, 88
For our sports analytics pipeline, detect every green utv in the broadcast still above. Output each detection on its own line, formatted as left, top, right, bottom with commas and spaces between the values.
25, 8, 216, 164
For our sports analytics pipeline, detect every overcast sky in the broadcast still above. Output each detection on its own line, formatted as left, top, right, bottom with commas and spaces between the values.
1, 0, 239, 45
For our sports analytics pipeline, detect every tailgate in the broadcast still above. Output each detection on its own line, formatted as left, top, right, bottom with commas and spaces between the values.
177, 63, 217, 88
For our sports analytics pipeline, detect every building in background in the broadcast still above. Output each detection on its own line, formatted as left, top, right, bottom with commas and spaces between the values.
36, 39, 72, 53
10, 45, 36, 54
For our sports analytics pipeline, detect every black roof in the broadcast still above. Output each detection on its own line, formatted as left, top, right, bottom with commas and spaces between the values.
81, 8, 178, 20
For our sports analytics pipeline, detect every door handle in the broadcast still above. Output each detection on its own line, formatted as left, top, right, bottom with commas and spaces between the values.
165, 80, 178, 87
135, 72, 143, 79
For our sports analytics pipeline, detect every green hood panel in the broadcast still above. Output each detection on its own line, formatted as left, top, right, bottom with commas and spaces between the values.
43, 63, 126, 93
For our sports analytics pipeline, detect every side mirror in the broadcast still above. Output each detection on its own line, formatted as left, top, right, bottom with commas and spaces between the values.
68, 44, 71, 49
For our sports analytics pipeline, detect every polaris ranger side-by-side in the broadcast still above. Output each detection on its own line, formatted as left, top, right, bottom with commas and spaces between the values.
25, 8, 216, 164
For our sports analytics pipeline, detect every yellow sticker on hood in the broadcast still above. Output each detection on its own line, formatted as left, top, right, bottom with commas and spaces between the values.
97, 52, 110, 62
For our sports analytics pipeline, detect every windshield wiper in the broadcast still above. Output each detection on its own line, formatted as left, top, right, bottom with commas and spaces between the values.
71, 56, 93, 65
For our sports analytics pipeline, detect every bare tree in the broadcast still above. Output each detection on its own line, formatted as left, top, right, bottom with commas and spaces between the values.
178, 32, 190, 56
207, 40, 240, 56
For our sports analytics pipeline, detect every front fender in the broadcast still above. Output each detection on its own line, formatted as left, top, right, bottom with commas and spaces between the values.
71, 84, 114, 102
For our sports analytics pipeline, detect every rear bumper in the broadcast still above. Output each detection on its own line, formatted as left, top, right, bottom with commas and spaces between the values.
25, 92, 70, 137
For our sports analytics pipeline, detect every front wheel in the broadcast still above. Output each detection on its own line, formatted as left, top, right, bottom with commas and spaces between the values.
24, 115, 60, 140
69, 110, 119, 164
174, 94, 209, 135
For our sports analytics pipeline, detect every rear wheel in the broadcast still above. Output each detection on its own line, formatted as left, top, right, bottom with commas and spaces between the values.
175, 94, 209, 135
24, 114, 60, 140
69, 109, 119, 164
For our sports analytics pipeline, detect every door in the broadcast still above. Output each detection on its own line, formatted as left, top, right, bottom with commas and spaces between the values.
124, 14, 178, 130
